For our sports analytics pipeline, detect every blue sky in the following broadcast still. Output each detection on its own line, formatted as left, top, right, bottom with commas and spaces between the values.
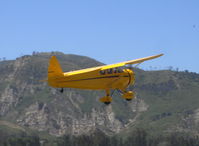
0, 0, 198, 72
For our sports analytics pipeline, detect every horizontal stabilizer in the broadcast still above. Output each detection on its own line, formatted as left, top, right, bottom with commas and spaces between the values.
39, 79, 48, 82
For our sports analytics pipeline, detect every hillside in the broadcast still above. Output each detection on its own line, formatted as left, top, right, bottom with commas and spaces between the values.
0, 52, 199, 139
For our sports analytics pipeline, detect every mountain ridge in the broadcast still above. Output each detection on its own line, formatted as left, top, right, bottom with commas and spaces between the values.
0, 52, 199, 138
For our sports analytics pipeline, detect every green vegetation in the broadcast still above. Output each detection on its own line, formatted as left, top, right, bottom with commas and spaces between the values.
1, 52, 199, 145
1, 128, 199, 146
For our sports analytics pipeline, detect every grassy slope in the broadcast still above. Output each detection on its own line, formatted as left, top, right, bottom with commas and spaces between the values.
120, 70, 199, 137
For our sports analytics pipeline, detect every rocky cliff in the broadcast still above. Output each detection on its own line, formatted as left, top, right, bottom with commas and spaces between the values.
0, 52, 148, 136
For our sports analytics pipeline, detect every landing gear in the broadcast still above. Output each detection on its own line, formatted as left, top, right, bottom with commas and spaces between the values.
99, 96, 112, 105
99, 89, 135, 104
99, 90, 112, 105
117, 89, 135, 101
60, 88, 64, 93
104, 101, 111, 105
126, 98, 132, 101
122, 91, 135, 101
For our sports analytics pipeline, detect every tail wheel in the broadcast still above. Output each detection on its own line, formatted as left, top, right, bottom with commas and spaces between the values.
60, 88, 64, 93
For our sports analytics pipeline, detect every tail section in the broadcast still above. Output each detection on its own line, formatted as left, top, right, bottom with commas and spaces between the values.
48, 56, 63, 80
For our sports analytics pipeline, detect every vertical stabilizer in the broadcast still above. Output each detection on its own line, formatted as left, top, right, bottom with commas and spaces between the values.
48, 56, 63, 80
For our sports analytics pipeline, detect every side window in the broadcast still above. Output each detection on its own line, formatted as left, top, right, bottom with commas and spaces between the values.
118, 67, 124, 73
107, 69, 113, 74
99, 70, 106, 75
99, 68, 123, 75
113, 68, 118, 73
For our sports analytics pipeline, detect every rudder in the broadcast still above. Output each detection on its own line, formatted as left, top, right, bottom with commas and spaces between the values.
48, 56, 63, 80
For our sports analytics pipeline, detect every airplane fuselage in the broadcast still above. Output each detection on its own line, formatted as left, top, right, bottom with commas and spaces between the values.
48, 68, 135, 90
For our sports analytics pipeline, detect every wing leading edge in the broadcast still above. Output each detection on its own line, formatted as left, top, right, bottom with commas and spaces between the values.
64, 54, 163, 75
100, 54, 164, 70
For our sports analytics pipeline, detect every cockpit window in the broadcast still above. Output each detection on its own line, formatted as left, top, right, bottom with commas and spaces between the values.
99, 70, 106, 75
117, 68, 124, 73
115, 67, 124, 73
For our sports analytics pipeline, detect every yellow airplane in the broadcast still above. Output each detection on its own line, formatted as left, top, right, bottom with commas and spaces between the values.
47, 54, 163, 104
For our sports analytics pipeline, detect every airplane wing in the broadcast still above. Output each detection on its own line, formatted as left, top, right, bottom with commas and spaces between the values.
65, 54, 163, 75
100, 54, 163, 70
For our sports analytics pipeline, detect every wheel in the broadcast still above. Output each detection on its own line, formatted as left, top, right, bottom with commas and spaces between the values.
122, 91, 135, 100
99, 96, 112, 104
126, 98, 132, 101
104, 102, 111, 105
